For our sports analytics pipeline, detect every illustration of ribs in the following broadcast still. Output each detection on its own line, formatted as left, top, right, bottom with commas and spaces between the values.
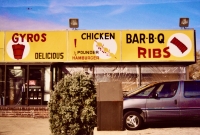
170, 37, 188, 53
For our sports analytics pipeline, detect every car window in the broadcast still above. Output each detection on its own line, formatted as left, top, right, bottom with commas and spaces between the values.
135, 86, 156, 97
184, 81, 200, 98
126, 84, 149, 95
155, 82, 179, 98
126, 82, 159, 97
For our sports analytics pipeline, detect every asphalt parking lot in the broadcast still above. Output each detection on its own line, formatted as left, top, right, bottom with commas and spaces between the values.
1, 117, 200, 135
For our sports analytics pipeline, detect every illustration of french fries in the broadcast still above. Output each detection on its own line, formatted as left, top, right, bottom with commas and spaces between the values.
94, 40, 117, 59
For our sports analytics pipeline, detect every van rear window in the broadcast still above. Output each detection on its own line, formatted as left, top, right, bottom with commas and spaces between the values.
184, 81, 200, 98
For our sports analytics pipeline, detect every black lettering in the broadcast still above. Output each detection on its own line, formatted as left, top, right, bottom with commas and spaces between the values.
39, 53, 43, 59
81, 33, 115, 40
94, 33, 99, 39
100, 33, 104, 39
158, 33, 165, 43
47, 53, 50, 59
105, 33, 109, 39
87, 33, 91, 40
140, 34, 145, 43
149, 33, 154, 43
56, 53, 59, 59
43, 53, 45, 59
35, 53, 38, 59
53, 53, 57, 59
81, 33, 86, 40
133, 34, 139, 43
126, 34, 132, 43
110, 33, 115, 39
60, 53, 64, 59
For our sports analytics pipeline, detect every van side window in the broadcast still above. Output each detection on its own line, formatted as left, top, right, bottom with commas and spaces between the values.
156, 82, 179, 98
184, 81, 200, 98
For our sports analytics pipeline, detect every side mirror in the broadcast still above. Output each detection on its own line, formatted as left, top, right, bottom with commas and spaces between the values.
153, 93, 159, 98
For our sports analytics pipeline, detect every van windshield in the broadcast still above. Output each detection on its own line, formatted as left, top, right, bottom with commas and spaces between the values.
124, 82, 158, 97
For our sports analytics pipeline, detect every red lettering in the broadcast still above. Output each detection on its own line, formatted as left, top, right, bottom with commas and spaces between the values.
148, 48, 151, 58
138, 47, 171, 58
41, 33, 46, 42
27, 34, 33, 42
153, 49, 161, 58
138, 47, 146, 58
34, 33, 40, 42
12, 33, 19, 43
20, 34, 26, 42
11, 33, 47, 43
163, 47, 170, 58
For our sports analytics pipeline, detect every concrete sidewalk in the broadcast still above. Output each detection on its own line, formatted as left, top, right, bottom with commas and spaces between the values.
0, 117, 51, 135
0, 117, 126, 135
1, 117, 200, 135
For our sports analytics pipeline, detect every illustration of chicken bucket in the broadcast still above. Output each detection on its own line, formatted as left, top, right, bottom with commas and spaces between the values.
12, 43, 25, 60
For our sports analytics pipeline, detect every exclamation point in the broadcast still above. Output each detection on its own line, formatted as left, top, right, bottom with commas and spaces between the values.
74, 39, 77, 48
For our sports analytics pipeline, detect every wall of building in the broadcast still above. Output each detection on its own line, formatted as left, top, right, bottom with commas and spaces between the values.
0, 106, 48, 118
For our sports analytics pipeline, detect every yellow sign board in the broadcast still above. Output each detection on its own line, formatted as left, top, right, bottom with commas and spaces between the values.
122, 30, 195, 62
4, 31, 67, 62
68, 30, 121, 62
0, 32, 4, 62
2, 30, 196, 63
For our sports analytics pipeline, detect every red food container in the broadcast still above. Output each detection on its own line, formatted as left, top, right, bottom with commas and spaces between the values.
12, 43, 25, 60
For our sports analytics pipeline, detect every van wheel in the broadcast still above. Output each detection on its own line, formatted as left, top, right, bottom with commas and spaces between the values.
123, 111, 143, 130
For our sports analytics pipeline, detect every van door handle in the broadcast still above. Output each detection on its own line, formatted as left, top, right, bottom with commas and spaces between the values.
174, 99, 177, 105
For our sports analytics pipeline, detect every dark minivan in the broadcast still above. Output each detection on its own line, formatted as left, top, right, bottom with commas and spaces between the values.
123, 80, 200, 130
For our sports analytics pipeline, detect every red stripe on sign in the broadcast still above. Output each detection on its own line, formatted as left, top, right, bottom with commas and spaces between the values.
170, 37, 188, 53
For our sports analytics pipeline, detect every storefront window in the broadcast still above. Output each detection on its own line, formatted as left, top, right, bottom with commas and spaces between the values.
59, 64, 138, 92
61, 65, 93, 77
28, 66, 44, 105
94, 65, 138, 92
6, 66, 25, 105
141, 65, 186, 85
3, 65, 50, 105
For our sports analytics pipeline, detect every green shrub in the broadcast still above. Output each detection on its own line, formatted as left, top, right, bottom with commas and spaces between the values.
48, 72, 97, 135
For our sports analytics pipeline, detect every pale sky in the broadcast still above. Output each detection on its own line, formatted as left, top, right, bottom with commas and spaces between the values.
0, 0, 200, 50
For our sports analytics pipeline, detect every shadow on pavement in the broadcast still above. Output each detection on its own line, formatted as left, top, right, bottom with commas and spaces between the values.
142, 121, 200, 129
